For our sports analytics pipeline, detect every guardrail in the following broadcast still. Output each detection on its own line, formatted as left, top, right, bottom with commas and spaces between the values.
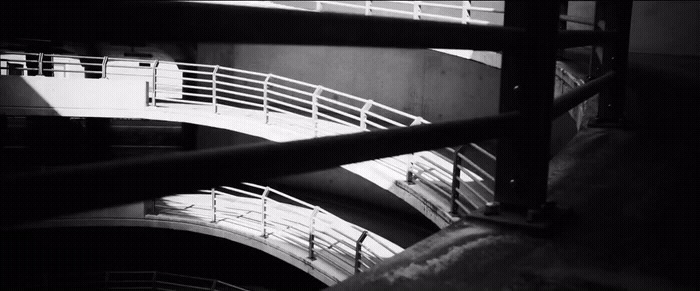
1, 51, 497, 220
153, 183, 401, 277
311, 1, 502, 25
0, 0, 633, 235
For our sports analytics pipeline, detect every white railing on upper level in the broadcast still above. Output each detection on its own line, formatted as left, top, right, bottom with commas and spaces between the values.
154, 183, 402, 278
314, 1, 503, 25
0, 51, 496, 219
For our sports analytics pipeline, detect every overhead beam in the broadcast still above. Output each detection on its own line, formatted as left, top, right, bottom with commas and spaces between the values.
1, 112, 521, 226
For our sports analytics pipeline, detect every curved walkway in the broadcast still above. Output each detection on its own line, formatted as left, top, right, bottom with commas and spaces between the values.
1, 51, 497, 228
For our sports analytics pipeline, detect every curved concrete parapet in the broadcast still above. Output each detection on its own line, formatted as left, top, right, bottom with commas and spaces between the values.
9, 184, 403, 286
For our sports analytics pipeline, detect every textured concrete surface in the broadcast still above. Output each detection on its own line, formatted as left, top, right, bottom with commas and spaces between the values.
329, 53, 700, 290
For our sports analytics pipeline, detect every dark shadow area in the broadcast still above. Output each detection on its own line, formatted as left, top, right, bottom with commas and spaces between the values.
2, 227, 327, 290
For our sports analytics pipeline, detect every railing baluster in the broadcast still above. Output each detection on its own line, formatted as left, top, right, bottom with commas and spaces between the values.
151, 60, 159, 107
37, 52, 44, 76
261, 187, 270, 237
211, 188, 216, 223
307, 206, 319, 260
354, 230, 368, 274
360, 99, 373, 130
413, 1, 422, 20
151, 271, 157, 290
263, 74, 271, 124
450, 146, 464, 216
406, 118, 423, 184
101, 56, 108, 79
212, 65, 220, 113
312, 86, 323, 137
461, 1, 472, 24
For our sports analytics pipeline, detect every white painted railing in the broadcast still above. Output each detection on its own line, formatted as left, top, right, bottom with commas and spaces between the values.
281, 1, 504, 25
154, 183, 402, 277
1, 51, 496, 218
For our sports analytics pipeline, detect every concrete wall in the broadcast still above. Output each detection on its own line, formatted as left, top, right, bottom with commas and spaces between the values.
629, 1, 700, 56
0, 76, 148, 111
567, 1, 700, 56
197, 44, 500, 123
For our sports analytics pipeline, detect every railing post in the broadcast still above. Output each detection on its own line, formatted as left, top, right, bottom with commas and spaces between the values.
406, 118, 423, 184
151, 271, 157, 290
260, 187, 270, 238
307, 206, 319, 260
461, 1, 471, 24
354, 230, 368, 274
151, 60, 159, 107
211, 188, 216, 223
315, 1, 322, 12
37, 53, 44, 76
101, 56, 108, 79
588, 1, 633, 127
450, 146, 464, 216
413, 1, 421, 20
212, 65, 220, 113
312, 86, 323, 137
104, 271, 109, 290
263, 74, 271, 124
494, 2, 559, 212
360, 99, 373, 130
364, 1, 372, 16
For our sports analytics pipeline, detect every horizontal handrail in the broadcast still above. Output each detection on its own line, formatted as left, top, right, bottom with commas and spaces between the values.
551, 70, 617, 119
559, 14, 594, 26
2, 51, 501, 224
154, 183, 401, 276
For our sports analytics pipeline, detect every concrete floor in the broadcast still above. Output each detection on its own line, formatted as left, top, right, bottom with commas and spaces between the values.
329, 54, 700, 290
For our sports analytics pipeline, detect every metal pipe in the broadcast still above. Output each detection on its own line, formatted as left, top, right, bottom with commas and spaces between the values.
551, 70, 617, 119
1, 111, 521, 226
559, 14, 594, 26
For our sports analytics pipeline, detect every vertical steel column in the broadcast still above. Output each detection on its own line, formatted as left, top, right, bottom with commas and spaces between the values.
557, 0, 569, 60
493, 2, 559, 211
588, 1, 633, 127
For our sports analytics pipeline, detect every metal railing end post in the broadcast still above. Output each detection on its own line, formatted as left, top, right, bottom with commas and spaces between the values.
355, 230, 368, 274
212, 65, 220, 114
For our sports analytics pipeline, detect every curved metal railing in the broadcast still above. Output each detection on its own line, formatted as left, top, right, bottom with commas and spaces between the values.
0, 51, 496, 220
154, 183, 402, 278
